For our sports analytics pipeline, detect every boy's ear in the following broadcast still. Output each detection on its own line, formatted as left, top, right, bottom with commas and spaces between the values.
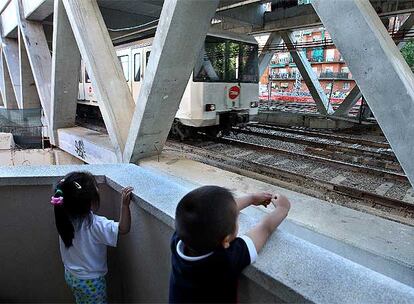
221, 234, 233, 249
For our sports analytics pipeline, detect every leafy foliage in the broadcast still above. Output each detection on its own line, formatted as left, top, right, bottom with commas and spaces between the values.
401, 40, 414, 71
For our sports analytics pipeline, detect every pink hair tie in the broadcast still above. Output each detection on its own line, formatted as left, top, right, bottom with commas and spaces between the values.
50, 196, 64, 206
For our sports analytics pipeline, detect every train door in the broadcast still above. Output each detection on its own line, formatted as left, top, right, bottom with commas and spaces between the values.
83, 67, 97, 103
78, 62, 85, 100
142, 46, 152, 80
116, 49, 131, 91
131, 48, 142, 102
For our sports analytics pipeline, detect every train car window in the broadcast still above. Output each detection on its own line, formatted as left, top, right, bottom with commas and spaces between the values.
146, 51, 151, 66
134, 53, 141, 82
194, 36, 225, 81
193, 36, 258, 83
240, 43, 258, 82
226, 42, 239, 82
118, 55, 130, 81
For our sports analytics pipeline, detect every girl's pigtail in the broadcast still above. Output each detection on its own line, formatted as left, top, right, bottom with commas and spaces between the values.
53, 184, 75, 248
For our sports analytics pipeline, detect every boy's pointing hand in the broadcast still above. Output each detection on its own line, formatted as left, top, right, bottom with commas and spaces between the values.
251, 192, 273, 207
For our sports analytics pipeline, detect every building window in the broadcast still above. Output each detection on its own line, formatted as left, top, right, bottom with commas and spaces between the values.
281, 82, 289, 88
341, 67, 349, 73
326, 49, 335, 62
324, 66, 334, 73
343, 82, 350, 90
326, 83, 332, 90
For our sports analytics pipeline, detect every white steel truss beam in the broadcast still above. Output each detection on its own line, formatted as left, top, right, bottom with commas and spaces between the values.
312, 0, 414, 187
280, 31, 334, 115
14, 0, 52, 121
259, 32, 281, 77
62, 0, 135, 161
124, 0, 219, 163
49, 0, 80, 145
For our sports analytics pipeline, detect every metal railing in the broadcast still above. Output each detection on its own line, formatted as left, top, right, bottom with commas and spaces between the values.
319, 72, 349, 79
269, 72, 300, 80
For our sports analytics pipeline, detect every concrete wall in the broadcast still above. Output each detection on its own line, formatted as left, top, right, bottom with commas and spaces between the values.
0, 181, 281, 303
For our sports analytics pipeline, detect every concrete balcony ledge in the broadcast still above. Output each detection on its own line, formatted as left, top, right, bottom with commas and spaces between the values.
0, 163, 413, 303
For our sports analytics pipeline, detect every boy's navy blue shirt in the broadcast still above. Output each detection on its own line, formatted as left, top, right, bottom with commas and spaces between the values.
169, 232, 257, 303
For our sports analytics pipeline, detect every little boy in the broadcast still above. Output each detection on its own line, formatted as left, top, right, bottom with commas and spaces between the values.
169, 185, 291, 303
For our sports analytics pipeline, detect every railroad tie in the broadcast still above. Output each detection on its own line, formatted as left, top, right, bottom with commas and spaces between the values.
330, 175, 347, 184
274, 159, 291, 166
256, 155, 275, 163
312, 167, 328, 175
375, 182, 394, 196
403, 188, 414, 205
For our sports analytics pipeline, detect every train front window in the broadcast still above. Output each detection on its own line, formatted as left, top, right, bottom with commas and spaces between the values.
193, 36, 258, 83
118, 55, 129, 81
240, 43, 258, 82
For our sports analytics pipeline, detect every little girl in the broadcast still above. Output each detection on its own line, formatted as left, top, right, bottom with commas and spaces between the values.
51, 171, 133, 304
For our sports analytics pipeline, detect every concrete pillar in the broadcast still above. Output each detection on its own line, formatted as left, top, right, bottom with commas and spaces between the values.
0, 53, 18, 109
14, 0, 52, 122
49, 0, 80, 145
18, 30, 41, 109
259, 32, 281, 77
123, 0, 219, 163
62, 0, 135, 160
280, 31, 334, 115
1, 38, 21, 107
312, 0, 414, 187
333, 85, 362, 117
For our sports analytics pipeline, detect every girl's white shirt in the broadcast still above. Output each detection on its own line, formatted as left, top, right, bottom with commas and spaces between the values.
59, 213, 119, 279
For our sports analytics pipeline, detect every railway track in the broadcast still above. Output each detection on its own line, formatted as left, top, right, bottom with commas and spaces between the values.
231, 124, 400, 173
165, 139, 413, 226
248, 123, 390, 149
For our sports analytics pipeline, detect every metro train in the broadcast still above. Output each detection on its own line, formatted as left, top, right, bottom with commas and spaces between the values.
77, 29, 259, 138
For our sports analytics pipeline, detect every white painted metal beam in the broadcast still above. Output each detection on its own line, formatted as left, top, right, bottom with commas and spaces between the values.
333, 85, 362, 117
124, 0, 219, 163
280, 31, 334, 115
22, 0, 53, 20
0, 52, 18, 109
258, 32, 281, 77
334, 13, 414, 117
0, 1, 17, 37
1, 37, 21, 107
395, 13, 414, 49
312, 0, 414, 187
14, 0, 52, 121
62, 0, 135, 161
50, 0, 80, 145
18, 29, 41, 109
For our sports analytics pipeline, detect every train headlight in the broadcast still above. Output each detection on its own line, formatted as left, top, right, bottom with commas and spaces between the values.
205, 104, 216, 112
250, 101, 258, 108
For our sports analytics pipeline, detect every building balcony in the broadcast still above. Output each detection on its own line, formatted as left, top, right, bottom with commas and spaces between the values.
319, 71, 350, 79
269, 72, 301, 80
0, 163, 413, 303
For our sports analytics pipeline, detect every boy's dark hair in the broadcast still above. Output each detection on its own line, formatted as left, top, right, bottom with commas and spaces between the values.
175, 186, 238, 254
53, 171, 100, 248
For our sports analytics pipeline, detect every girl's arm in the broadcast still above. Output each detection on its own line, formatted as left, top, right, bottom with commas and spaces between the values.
235, 192, 273, 211
119, 187, 134, 235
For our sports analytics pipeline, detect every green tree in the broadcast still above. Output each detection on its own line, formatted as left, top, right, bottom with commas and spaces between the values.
401, 40, 414, 71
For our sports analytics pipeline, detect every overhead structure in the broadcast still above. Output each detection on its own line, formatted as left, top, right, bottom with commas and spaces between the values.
0, 0, 413, 188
